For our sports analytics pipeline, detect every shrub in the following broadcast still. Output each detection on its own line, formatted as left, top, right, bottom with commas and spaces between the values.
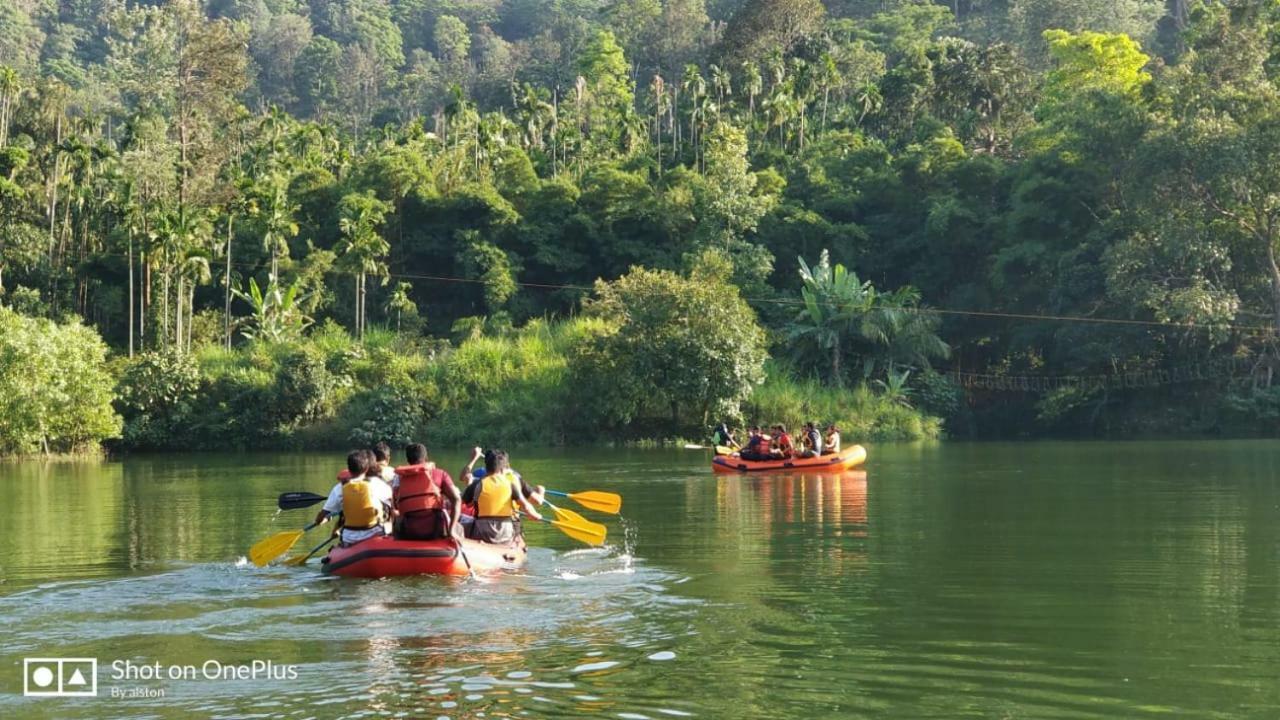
117, 351, 201, 449
0, 308, 122, 453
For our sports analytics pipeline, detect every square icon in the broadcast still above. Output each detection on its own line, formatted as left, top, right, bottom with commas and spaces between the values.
24, 658, 97, 697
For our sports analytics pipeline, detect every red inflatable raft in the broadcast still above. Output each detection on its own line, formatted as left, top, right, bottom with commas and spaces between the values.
712, 444, 867, 474
321, 536, 526, 578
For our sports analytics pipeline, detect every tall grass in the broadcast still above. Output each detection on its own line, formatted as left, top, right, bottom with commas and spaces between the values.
744, 367, 942, 441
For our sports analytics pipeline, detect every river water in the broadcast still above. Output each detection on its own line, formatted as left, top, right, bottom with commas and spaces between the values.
2, 441, 1279, 718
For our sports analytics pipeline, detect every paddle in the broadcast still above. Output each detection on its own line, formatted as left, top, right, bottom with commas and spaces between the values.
715, 445, 735, 456
544, 489, 622, 515
544, 500, 608, 543
278, 491, 327, 510
249, 521, 319, 567
541, 514, 607, 546
285, 533, 337, 566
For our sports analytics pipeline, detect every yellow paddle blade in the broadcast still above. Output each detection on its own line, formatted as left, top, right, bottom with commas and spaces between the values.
550, 518, 607, 546
567, 490, 622, 514
248, 530, 305, 567
282, 553, 311, 566
715, 445, 734, 456
550, 504, 608, 533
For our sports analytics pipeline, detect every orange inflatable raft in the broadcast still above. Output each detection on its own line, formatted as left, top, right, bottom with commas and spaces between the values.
321, 536, 526, 578
711, 444, 867, 474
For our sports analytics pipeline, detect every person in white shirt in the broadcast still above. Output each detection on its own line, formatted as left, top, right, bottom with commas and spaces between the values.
315, 449, 394, 546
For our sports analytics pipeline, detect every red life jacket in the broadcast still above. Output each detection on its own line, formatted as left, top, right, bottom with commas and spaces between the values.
394, 463, 447, 515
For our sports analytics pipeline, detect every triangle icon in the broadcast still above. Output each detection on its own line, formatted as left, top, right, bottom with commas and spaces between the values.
68, 669, 87, 686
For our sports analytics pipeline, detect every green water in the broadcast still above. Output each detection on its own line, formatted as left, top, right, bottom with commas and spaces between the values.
2, 441, 1280, 719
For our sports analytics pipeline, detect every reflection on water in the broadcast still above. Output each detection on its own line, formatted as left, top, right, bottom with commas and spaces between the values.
2, 443, 1280, 718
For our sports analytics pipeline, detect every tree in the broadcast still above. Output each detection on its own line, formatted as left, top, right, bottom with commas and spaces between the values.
577, 264, 768, 431
336, 191, 391, 338
577, 30, 635, 149
434, 15, 471, 75
693, 123, 778, 290
718, 0, 825, 65
0, 308, 121, 454
384, 280, 418, 332
788, 250, 949, 386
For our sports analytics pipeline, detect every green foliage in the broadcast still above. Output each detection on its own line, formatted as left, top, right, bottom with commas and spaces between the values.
231, 276, 313, 342
577, 265, 769, 434
117, 351, 201, 449
745, 363, 942, 441
5, 0, 1279, 447
0, 308, 121, 454
789, 250, 949, 385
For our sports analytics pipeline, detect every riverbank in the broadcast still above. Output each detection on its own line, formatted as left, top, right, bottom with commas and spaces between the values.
113, 320, 942, 453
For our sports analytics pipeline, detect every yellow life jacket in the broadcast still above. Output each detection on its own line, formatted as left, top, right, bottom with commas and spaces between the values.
475, 469, 519, 519
342, 478, 382, 530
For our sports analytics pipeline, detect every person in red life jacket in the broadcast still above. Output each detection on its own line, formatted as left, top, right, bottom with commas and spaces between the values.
771, 424, 795, 459
392, 442, 461, 541
740, 426, 769, 460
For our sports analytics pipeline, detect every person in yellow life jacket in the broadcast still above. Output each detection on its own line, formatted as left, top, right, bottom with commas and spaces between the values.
393, 442, 461, 541
460, 449, 542, 545
316, 450, 394, 546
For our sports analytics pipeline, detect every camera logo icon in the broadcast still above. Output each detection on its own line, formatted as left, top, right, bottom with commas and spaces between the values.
23, 658, 97, 697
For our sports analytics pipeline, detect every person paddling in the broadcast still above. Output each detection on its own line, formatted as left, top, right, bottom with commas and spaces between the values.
393, 443, 461, 541
712, 422, 739, 451
316, 450, 394, 547
461, 449, 543, 545
771, 425, 795, 459
741, 426, 768, 460
798, 422, 823, 458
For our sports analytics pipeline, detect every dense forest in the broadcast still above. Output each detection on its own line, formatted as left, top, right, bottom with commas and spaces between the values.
0, 0, 1277, 454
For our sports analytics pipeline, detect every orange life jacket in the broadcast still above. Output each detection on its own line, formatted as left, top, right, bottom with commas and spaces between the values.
394, 463, 447, 515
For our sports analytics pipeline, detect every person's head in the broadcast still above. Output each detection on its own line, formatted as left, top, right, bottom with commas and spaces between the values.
750, 425, 760, 436
405, 442, 427, 465
777, 424, 788, 435
346, 450, 372, 477
373, 441, 392, 466
826, 424, 839, 434
483, 449, 509, 474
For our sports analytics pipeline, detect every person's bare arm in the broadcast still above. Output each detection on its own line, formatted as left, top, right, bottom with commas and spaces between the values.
444, 479, 462, 532
513, 482, 543, 522
460, 446, 483, 485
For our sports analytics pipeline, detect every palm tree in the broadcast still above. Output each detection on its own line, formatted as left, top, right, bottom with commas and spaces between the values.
337, 192, 391, 339
741, 61, 762, 122
710, 64, 732, 107
681, 65, 706, 157
855, 82, 883, 127
649, 74, 667, 171
816, 53, 841, 130
0, 66, 22, 148
384, 281, 417, 333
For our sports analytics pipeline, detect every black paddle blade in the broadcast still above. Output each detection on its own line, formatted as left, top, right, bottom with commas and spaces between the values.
278, 491, 328, 510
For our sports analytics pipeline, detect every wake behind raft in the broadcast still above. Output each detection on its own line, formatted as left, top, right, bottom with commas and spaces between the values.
321, 535, 526, 578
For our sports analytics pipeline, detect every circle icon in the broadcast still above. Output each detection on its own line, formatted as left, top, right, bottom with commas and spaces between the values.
32, 666, 55, 688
